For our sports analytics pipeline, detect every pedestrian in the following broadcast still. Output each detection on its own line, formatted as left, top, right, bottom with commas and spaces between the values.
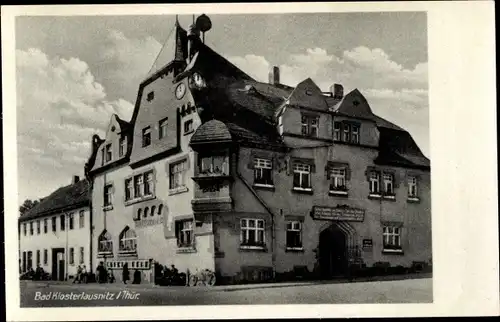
73, 265, 82, 283
81, 265, 88, 284
96, 261, 105, 283
122, 263, 130, 284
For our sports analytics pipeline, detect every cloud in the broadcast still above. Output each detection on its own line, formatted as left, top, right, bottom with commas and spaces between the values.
16, 47, 134, 202
227, 46, 429, 157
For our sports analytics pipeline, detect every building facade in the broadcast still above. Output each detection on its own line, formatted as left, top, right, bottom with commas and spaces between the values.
85, 16, 431, 284
18, 177, 91, 281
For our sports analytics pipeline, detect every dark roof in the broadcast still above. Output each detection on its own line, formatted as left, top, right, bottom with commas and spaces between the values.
19, 179, 90, 222
190, 120, 232, 144
376, 127, 430, 168
226, 122, 286, 149
115, 114, 131, 132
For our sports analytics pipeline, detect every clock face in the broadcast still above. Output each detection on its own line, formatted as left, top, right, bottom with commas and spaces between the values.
175, 83, 186, 99
192, 73, 206, 88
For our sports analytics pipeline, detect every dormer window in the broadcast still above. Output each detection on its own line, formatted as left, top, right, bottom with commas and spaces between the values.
105, 144, 112, 162
142, 126, 151, 147
334, 121, 360, 144
301, 114, 319, 137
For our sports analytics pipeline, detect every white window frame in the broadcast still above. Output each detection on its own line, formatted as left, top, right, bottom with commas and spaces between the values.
144, 171, 154, 196
330, 167, 347, 193
176, 220, 194, 248
170, 160, 188, 190
68, 213, 74, 230
134, 175, 144, 198
301, 114, 319, 137
142, 126, 151, 147
408, 176, 419, 199
79, 210, 85, 229
125, 178, 133, 201
293, 163, 312, 191
240, 218, 265, 248
98, 230, 113, 254
254, 158, 273, 187
333, 122, 342, 141
383, 226, 402, 252
286, 221, 303, 250
369, 171, 381, 195
119, 136, 126, 157
36, 220, 40, 235
119, 227, 137, 253
105, 143, 112, 162
159, 118, 168, 139
301, 115, 309, 136
200, 155, 228, 176
383, 173, 395, 196
351, 125, 360, 144
103, 184, 113, 207
43, 218, 48, 234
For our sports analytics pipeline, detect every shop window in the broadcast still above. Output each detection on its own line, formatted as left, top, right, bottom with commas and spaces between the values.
170, 159, 188, 190
119, 226, 137, 253
329, 168, 347, 193
369, 171, 381, 196
98, 230, 113, 254
240, 218, 265, 248
286, 221, 302, 250
293, 163, 312, 191
408, 176, 419, 200
383, 226, 402, 252
199, 154, 229, 176
254, 158, 273, 186
175, 220, 194, 248
301, 114, 319, 137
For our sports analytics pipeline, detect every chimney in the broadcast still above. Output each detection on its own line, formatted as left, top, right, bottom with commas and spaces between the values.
269, 66, 280, 85
331, 84, 344, 99
73, 175, 80, 184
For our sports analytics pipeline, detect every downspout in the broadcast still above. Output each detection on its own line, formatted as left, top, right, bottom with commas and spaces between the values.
235, 163, 277, 280
88, 178, 94, 275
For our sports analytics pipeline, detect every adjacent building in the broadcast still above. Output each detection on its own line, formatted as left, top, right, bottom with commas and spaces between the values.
84, 15, 431, 284
18, 176, 91, 281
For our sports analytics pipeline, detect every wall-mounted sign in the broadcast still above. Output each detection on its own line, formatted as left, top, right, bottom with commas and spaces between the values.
136, 216, 163, 229
362, 238, 373, 250
311, 205, 365, 222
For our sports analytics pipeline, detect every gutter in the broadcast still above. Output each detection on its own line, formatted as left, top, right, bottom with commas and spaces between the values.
235, 170, 277, 280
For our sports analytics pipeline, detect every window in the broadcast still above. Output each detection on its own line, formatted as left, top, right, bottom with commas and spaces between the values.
254, 158, 273, 186
159, 118, 168, 139
408, 176, 418, 198
105, 143, 112, 162
175, 220, 194, 248
351, 125, 360, 144
147, 91, 154, 102
144, 171, 154, 196
69, 213, 74, 230
43, 249, 48, 265
125, 178, 133, 201
119, 227, 137, 253
98, 230, 113, 254
36, 250, 40, 266
43, 218, 48, 234
29, 222, 33, 235
60, 215, 65, 231
119, 136, 126, 157
293, 163, 312, 190
334, 122, 342, 141
330, 168, 347, 192
36, 220, 40, 234
301, 114, 319, 137
170, 160, 188, 189
23, 223, 27, 236
383, 173, 394, 195
79, 210, 85, 229
240, 219, 265, 247
79, 247, 84, 264
27, 251, 33, 270
286, 221, 302, 249
383, 226, 402, 251
142, 126, 151, 147
184, 119, 193, 134
104, 184, 113, 207
136, 209, 142, 220
369, 171, 380, 195
343, 123, 351, 142
51, 217, 56, 232
144, 207, 149, 217
200, 155, 228, 175
158, 204, 163, 216
151, 206, 156, 216
69, 247, 74, 265
134, 175, 143, 198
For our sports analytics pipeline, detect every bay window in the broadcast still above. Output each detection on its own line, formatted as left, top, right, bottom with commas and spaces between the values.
200, 155, 228, 176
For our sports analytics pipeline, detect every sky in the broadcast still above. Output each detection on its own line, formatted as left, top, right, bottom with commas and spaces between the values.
15, 12, 429, 204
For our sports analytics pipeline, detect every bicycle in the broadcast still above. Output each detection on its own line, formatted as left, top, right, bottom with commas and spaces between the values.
188, 269, 216, 287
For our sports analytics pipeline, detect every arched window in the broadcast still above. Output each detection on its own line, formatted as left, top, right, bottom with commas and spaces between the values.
151, 206, 156, 216
98, 230, 113, 254
144, 207, 149, 218
158, 204, 163, 216
137, 209, 142, 220
119, 226, 137, 253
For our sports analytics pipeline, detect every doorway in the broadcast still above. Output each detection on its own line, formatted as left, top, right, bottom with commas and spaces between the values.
319, 225, 348, 278
52, 248, 65, 281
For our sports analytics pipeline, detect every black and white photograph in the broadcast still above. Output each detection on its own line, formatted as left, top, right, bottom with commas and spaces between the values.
2, 2, 498, 320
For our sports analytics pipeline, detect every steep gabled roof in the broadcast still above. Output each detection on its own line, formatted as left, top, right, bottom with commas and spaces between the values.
19, 179, 90, 222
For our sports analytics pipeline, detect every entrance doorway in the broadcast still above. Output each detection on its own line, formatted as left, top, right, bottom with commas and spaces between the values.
52, 248, 65, 281
318, 225, 348, 278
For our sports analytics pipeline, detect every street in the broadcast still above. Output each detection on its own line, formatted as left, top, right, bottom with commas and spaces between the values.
20, 277, 432, 306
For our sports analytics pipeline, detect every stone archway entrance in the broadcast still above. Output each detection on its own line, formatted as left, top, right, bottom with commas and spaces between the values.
318, 225, 349, 278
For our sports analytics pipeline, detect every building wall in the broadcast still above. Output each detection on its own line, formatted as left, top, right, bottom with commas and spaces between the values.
19, 206, 91, 278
